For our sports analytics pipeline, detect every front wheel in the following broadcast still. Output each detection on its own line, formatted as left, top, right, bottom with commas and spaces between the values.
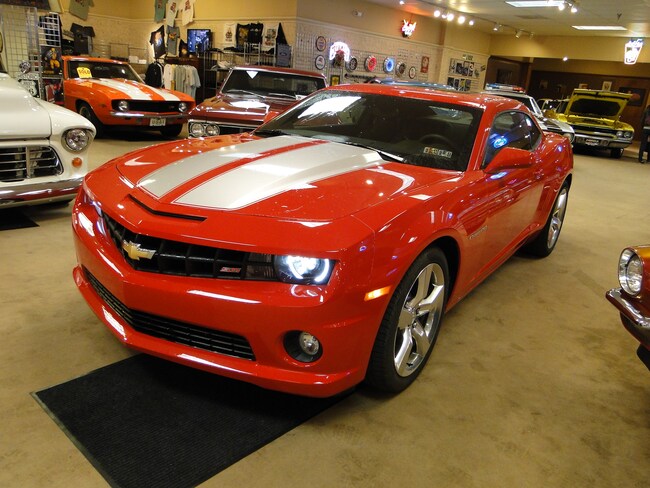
524, 183, 569, 257
365, 247, 449, 393
78, 102, 104, 138
610, 147, 624, 158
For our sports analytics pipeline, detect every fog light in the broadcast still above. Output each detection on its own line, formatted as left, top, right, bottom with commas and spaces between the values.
284, 331, 322, 363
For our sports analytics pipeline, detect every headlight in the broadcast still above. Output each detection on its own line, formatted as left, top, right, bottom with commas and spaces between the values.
625, 131, 634, 139
618, 248, 644, 295
206, 124, 220, 136
179, 102, 188, 112
117, 100, 129, 112
189, 122, 205, 137
274, 255, 334, 284
62, 128, 92, 152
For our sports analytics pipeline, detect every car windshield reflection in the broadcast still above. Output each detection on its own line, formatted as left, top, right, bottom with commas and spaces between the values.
257, 90, 482, 171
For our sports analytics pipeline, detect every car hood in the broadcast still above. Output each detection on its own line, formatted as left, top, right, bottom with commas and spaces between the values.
190, 93, 297, 120
66, 77, 186, 101
0, 73, 52, 138
565, 89, 631, 121
114, 135, 456, 221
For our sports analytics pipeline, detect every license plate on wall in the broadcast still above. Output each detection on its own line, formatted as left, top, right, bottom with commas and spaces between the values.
149, 118, 166, 127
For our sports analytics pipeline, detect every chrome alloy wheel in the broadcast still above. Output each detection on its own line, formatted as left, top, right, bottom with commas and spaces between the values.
394, 262, 445, 377
547, 186, 568, 249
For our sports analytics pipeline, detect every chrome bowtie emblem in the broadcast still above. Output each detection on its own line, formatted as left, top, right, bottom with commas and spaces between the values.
122, 241, 156, 261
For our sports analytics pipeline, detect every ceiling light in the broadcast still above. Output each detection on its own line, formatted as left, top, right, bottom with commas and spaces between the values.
468, 18, 475, 26
433, 9, 441, 18
399, 0, 405, 4
457, 15, 466, 24
446, 12, 455, 21
572, 25, 627, 30
570, 3, 578, 13
515, 30, 522, 38
558, 2, 566, 11
563, 56, 569, 61
493, 23, 501, 31
506, 1, 564, 6
529, 31, 534, 38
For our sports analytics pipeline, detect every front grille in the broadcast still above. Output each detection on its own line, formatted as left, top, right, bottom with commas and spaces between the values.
103, 213, 277, 280
85, 269, 255, 360
0, 146, 62, 182
571, 124, 617, 136
114, 101, 184, 113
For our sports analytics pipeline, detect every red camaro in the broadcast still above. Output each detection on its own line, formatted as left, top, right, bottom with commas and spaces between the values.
72, 85, 573, 397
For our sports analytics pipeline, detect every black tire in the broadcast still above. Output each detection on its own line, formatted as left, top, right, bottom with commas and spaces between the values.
610, 147, 624, 158
78, 102, 104, 138
160, 124, 183, 138
365, 247, 449, 393
524, 182, 569, 257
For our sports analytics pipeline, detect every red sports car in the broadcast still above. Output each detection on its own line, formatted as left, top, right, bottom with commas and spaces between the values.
606, 246, 650, 370
72, 85, 573, 397
187, 65, 326, 137
61, 56, 195, 138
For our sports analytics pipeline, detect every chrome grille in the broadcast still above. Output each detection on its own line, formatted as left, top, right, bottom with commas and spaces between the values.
102, 213, 277, 280
571, 125, 617, 136
113, 100, 185, 113
85, 268, 255, 360
0, 146, 62, 182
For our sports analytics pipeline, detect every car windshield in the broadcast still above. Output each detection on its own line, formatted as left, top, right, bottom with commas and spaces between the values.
256, 90, 482, 171
568, 98, 623, 117
222, 69, 326, 99
67, 61, 142, 82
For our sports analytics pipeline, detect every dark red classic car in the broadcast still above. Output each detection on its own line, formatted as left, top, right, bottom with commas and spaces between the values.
73, 84, 573, 397
187, 65, 326, 137
606, 246, 650, 370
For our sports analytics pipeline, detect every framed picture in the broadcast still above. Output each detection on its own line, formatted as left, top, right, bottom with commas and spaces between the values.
315, 36, 327, 52
330, 74, 340, 86
602, 80, 612, 91
314, 55, 325, 70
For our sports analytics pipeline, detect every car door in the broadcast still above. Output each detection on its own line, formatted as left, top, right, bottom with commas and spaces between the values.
471, 110, 544, 276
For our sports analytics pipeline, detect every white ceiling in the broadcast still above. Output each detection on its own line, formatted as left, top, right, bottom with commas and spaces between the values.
366, 0, 650, 37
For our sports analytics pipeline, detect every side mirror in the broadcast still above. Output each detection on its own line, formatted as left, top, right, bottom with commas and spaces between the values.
262, 109, 281, 124
484, 147, 535, 174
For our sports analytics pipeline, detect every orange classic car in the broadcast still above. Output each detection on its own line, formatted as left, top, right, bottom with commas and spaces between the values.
61, 56, 195, 138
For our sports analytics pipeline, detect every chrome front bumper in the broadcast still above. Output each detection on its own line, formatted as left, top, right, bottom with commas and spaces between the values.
0, 177, 83, 208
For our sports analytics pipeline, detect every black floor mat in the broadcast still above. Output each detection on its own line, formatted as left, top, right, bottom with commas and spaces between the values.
33, 355, 348, 488
0, 208, 38, 231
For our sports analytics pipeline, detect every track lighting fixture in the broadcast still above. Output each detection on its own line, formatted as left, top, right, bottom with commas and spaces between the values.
515, 29, 522, 38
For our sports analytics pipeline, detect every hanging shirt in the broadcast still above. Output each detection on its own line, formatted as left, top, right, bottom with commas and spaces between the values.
181, 0, 195, 26
166, 0, 179, 27
154, 0, 167, 23
167, 26, 180, 56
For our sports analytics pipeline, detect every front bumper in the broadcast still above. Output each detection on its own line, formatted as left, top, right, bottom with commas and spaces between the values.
71, 200, 386, 397
606, 288, 650, 369
106, 112, 188, 127
572, 134, 631, 149
0, 177, 83, 208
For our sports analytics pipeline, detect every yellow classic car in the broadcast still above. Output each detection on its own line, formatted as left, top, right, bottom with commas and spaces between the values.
547, 89, 633, 158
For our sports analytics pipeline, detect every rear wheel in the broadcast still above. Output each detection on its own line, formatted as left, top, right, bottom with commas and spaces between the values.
78, 102, 104, 138
160, 124, 183, 138
365, 247, 448, 393
524, 183, 569, 257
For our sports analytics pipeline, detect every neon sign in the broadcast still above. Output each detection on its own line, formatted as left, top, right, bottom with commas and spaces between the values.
624, 38, 643, 65
401, 20, 416, 37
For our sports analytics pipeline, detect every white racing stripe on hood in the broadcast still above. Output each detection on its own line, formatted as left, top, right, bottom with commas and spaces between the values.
175, 140, 384, 210
92, 78, 179, 101
138, 136, 312, 197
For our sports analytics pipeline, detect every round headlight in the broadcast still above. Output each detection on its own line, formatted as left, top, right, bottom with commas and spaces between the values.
618, 248, 644, 295
283, 331, 322, 363
178, 102, 188, 112
275, 255, 333, 284
63, 128, 91, 152
189, 122, 205, 137
206, 124, 220, 136
117, 100, 129, 112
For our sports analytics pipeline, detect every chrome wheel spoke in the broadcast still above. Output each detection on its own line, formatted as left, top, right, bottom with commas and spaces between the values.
411, 321, 431, 358
394, 327, 414, 375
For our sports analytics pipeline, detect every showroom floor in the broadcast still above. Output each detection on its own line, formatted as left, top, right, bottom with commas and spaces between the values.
1, 131, 649, 488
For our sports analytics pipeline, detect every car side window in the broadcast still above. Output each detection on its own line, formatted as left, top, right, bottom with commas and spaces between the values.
482, 111, 541, 167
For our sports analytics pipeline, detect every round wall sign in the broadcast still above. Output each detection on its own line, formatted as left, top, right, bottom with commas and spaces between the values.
408, 66, 417, 79
347, 56, 358, 72
315, 55, 325, 70
396, 62, 406, 77
364, 55, 377, 72
315, 36, 326, 52
383, 57, 395, 73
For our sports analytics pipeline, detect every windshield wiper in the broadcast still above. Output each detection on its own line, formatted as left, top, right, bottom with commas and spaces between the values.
225, 89, 259, 96
267, 92, 297, 99
339, 141, 404, 163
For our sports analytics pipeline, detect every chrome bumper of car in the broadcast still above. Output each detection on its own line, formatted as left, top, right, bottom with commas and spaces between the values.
109, 111, 187, 119
573, 134, 631, 148
606, 288, 650, 344
0, 177, 83, 208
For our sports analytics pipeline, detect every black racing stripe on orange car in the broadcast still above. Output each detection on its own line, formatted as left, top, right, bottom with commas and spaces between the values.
157, 139, 330, 205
